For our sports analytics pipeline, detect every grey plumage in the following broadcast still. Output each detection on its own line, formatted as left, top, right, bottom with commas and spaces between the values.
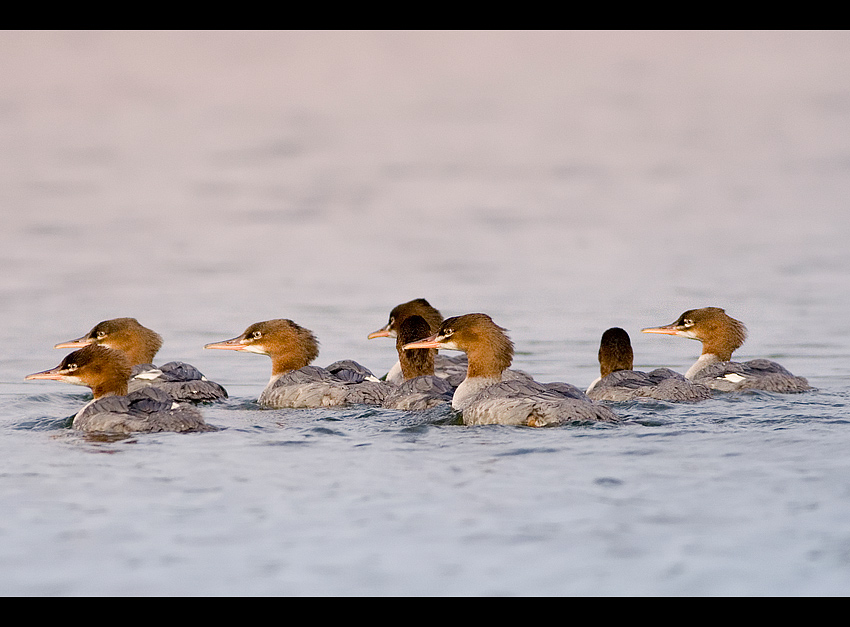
588, 368, 712, 402
325, 360, 380, 382
259, 364, 395, 409
382, 375, 454, 410
542, 381, 592, 400
74, 386, 213, 434
434, 354, 469, 387
693, 359, 811, 393
459, 379, 620, 427
130, 361, 228, 402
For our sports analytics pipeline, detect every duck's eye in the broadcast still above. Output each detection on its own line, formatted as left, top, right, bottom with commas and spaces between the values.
441, 328, 453, 338
683, 319, 694, 327
96, 331, 107, 339
66, 363, 78, 372
389, 317, 395, 325
251, 331, 262, 340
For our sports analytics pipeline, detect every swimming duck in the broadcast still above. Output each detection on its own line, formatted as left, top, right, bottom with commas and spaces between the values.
205, 319, 394, 408
26, 344, 213, 434
368, 298, 467, 385
641, 307, 811, 392
381, 315, 454, 410
586, 327, 712, 401
403, 313, 620, 426
55, 318, 227, 402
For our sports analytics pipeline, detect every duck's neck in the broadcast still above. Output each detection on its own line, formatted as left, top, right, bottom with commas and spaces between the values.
451, 346, 510, 410
600, 361, 630, 379
598, 338, 633, 378
464, 338, 512, 380
270, 352, 312, 379
686, 353, 721, 379
398, 346, 435, 379
698, 317, 746, 362
90, 377, 129, 399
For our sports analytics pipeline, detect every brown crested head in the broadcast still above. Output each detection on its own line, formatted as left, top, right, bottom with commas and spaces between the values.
598, 327, 634, 378
369, 298, 444, 339
55, 317, 163, 366
436, 313, 514, 377
642, 307, 748, 360
205, 319, 319, 375
396, 314, 436, 379
27, 344, 132, 399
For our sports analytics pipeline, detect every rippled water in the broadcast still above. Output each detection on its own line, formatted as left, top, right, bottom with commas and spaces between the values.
2, 31, 850, 596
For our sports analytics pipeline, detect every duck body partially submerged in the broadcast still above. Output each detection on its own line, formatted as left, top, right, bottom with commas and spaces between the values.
380, 315, 455, 410
27, 344, 213, 434
586, 327, 712, 402
404, 313, 620, 427
642, 308, 811, 393
368, 299, 468, 386
56, 318, 227, 402
206, 319, 394, 409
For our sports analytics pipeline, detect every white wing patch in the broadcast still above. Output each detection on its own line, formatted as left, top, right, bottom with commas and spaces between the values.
135, 369, 164, 380
720, 373, 746, 383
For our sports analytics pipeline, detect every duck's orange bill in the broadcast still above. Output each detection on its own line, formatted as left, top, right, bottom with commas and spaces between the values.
25, 366, 64, 380
53, 336, 91, 349
641, 324, 680, 335
402, 334, 441, 350
204, 338, 247, 351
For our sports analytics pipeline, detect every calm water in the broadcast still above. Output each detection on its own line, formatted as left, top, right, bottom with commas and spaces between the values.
2, 30, 850, 596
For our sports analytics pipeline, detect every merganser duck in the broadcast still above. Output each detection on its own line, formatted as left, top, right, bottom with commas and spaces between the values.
205, 319, 394, 408
381, 315, 454, 410
26, 345, 213, 434
585, 327, 712, 402
403, 313, 620, 426
54, 318, 227, 402
368, 298, 445, 340
641, 307, 812, 393
368, 298, 467, 385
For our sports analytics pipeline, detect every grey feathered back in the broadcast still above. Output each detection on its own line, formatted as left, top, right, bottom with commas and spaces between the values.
382, 375, 454, 410
74, 387, 213, 433
259, 364, 395, 408
693, 359, 811, 392
129, 362, 228, 401
588, 368, 712, 402
460, 378, 620, 426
